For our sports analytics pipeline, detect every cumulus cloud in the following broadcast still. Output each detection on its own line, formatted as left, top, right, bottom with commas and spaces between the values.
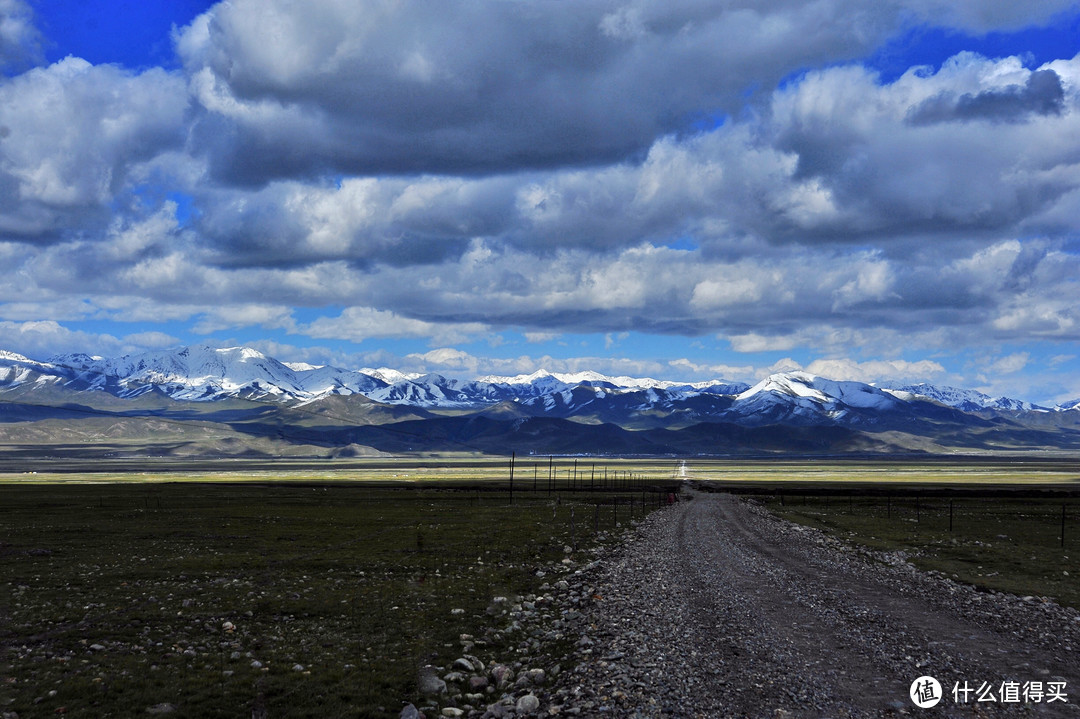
0, 319, 180, 359
404, 348, 481, 376
0, 58, 189, 242
0, 0, 1078, 390
0, 0, 41, 70
907, 69, 1065, 125
300, 307, 489, 346
171, 0, 912, 182
803, 357, 948, 384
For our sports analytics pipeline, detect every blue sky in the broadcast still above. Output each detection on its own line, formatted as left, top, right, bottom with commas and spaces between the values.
1, 0, 1079, 404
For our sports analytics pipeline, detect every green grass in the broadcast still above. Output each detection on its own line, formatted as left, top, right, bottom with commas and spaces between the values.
760, 494, 1080, 610
685, 458, 1080, 485
0, 455, 677, 486
0, 481, 670, 718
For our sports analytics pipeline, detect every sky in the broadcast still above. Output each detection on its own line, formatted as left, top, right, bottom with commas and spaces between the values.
1, 1, 1079, 405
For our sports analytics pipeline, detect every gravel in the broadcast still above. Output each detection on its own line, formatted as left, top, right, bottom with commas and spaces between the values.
548, 488, 1080, 717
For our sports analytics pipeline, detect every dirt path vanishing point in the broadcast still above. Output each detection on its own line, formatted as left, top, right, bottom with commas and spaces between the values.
554, 487, 1080, 718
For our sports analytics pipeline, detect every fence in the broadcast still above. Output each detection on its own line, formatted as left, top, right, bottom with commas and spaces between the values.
760, 492, 1078, 550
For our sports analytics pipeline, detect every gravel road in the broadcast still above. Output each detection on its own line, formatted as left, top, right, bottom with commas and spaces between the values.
552, 486, 1080, 718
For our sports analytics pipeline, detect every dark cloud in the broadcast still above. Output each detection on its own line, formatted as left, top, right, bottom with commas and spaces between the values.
1, 0, 1079, 369
906, 69, 1065, 125
176, 0, 902, 183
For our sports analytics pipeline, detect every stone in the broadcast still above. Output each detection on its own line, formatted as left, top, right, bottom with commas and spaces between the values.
89, 644, 106, 651
452, 657, 475, 672
515, 694, 540, 714
418, 665, 447, 696
146, 704, 177, 715
441, 709, 464, 718
399, 704, 421, 719
490, 664, 514, 689
468, 675, 489, 691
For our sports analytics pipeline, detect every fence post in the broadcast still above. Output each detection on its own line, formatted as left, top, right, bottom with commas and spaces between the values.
1062, 502, 1067, 548
571, 506, 576, 550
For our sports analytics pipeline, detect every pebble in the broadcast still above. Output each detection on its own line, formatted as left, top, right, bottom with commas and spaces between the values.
418, 665, 447, 696
515, 694, 540, 714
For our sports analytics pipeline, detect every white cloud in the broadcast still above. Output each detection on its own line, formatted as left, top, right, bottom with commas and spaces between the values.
0, 0, 41, 69
0, 57, 188, 239
987, 352, 1031, 374
405, 348, 480, 375
0, 319, 178, 359
803, 357, 948, 383
300, 307, 489, 346
193, 305, 298, 335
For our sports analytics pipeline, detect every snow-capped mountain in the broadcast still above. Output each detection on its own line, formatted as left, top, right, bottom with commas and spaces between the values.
5, 344, 1080, 455
4, 345, 389, 403
478, 369, 748, 395
0, 344, 1072, 426
876, 382, 1047, 413
724, 372, 903, 426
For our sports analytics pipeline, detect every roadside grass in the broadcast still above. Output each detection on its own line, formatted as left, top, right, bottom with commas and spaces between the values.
0, 455, 681, 486
760, 494, 1080, 610
0, 481, 668, 718
685, 459, 1079, 485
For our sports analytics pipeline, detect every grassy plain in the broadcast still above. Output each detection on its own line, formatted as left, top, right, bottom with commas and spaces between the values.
3, 457, 1078, 717
705, 458, 1080, 611
684, 457, 1080, 485
0, 472, 669, 718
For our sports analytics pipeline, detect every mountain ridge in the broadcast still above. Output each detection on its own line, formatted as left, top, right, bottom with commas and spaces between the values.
3, 344, 1079, 457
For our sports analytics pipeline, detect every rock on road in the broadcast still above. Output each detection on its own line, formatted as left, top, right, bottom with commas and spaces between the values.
555, 487, 1080, 718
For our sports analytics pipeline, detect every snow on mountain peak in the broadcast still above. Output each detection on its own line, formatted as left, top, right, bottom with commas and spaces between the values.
1, 344, 1069, 416
736, 371, 900, 412
0, 349, 35, 363
361, 367, 424, 385
876, 382, 1042, 412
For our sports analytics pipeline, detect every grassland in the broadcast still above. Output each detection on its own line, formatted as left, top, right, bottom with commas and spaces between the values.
756, 492, 1080, 610
3, 457, 1078, 717
682, 457, 1080, 610
683, 456, 1080, 485
0, 476, 670, 718
0, 455, 681, 485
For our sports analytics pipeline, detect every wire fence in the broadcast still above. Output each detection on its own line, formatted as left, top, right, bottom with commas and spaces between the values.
758, 492, 1079, 550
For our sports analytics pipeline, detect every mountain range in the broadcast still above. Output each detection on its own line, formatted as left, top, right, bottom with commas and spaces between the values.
1, 344, 1079, 458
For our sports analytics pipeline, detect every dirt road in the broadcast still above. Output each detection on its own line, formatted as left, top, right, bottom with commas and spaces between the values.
554, 487, 1080, 717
